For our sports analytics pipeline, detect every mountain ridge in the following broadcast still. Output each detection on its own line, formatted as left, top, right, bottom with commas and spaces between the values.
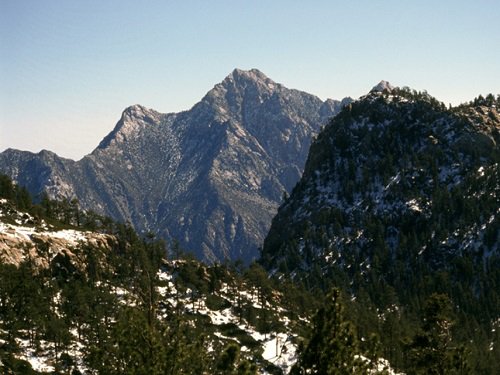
0, 68, 352, 262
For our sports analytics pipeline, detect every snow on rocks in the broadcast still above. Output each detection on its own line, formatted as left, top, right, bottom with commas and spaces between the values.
0, 205, 113, 268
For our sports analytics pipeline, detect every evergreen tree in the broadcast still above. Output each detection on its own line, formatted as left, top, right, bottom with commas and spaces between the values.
217, 343, 240, 374
291, 288, 368, 374
408, 293, 469, 374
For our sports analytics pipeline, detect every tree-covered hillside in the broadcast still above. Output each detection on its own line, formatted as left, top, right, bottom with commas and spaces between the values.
0, 175, 319, 374
261, 88, 500, 373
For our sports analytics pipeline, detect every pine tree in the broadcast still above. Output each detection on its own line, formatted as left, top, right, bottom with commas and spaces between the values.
216, 343, 240, 374
291, 288, 368, 374
408, 293, 469, 374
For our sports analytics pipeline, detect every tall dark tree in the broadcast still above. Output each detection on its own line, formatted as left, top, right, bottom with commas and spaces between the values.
291, 288, 369, 374
408, 293, 469, 374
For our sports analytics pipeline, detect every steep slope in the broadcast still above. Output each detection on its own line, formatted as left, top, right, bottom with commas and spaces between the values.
0, 69, 352, 263
261, 87, 500, 372
262, 86, 499, 279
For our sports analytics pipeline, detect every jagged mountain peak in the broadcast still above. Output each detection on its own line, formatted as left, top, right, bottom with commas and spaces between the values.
370, 80, 395, 93
37, 149, 59, 158
207, 68, 280, 101
120, 104, 163, 125
200, 68, 295, 125
230, 68, 271, 82
96, 104, 163, 150
36, 149, 73, 163
122, 104, 155, 117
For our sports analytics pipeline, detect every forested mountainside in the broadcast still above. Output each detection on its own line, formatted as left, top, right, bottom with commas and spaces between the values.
0, 175, 297, 374
0, 69, 351, 264
261, 87, 500, 373
1, 174, 401, 374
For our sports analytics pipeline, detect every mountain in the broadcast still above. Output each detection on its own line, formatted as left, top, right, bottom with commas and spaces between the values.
262, 87, 500, 280
0, 69, 352, 263
261, 88, 500, 372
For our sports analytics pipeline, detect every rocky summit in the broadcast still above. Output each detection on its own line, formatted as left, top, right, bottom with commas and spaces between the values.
0, 69, 351, 263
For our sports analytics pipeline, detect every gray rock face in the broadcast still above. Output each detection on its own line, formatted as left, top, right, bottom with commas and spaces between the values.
0, 69, 351, 263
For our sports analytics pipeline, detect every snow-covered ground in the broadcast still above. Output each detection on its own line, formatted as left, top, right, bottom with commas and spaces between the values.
156, 267, 299, 373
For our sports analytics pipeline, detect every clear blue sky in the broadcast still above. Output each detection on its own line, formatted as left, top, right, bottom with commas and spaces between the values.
1, 0, 499, 160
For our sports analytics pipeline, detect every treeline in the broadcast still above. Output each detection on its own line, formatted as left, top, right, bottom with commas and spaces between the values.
463, 93, 500, 108
0, 230, 314, 374
0, 219, 210, 374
